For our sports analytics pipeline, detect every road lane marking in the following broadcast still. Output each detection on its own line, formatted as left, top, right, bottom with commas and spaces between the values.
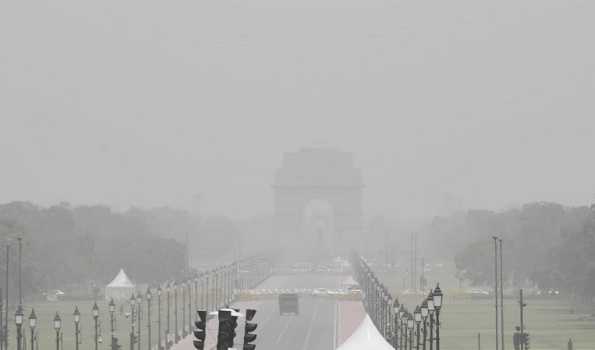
301, 301, 320, 350
275, 316, 293, 344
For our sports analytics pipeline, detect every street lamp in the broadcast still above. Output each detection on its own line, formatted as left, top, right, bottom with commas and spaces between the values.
130, 294, 136, 350
421, 300, 429, 350
28, 309, 36, 350
399, 305, 406, 350
414, 306, 422, 350
401, 311, 408, 350
136, 293, 142, 350
407, 314, 414, 350
74, 306, 81, 350
433, 284, 443, 350
93, 302, 100, 350
53, 312, 62, 350
147, 288, 152, 350
109, 299, 116, 350
15, 305, 23, 350
393, 299, 400, 349
427, 291, 435, 350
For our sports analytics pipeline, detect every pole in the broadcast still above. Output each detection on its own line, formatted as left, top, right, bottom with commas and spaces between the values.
110, 310, 115, 350
137, 300, 141, 350
435, 310, 441, 350
416, 322, 420, 350
519, 289, 525, 350
493, 236, 499, 350
422, 318, 427, 350
158, 292, 161, 350
478, 333, 481, 350
94, 316, 98, 350
147, 296, 151, 350
0, 288, 3, 350
17, 324, 22, 350
499, 239, 505, 350
55, 330, 59, 350
130, 302, 135, 350
4, 245, 9, 350
429, 314, 434, 350
30, 326, 34, 350
18, 238, 22, 306
174, 286, 178, 342
75, 322, 79, 350
181, 286, 185, 337
166, 288, 170, 348
187, 284, 191, 331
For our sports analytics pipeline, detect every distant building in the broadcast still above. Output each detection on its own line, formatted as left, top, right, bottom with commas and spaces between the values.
273, 148, 363, 260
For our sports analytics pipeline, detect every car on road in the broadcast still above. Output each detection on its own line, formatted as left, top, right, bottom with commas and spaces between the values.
279, 293, 299, 315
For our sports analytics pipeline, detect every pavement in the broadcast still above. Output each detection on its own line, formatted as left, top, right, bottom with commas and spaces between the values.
171, 273, 367, 350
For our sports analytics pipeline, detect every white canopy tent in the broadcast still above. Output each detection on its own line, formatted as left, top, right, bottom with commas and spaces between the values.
105, 269, 136, 301
337, 315, 395, 350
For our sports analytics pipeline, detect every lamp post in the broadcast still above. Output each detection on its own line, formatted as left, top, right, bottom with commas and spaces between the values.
421, 300, 429, 350
433, 284, 443, 350
92, 302, 99, 350
187, 282, 192, 333
427, 291, 435, 350
74, 306, 81, 350
15, 305, 23, 350
109, 299, 116, 350
53, 312, 62, 350
399, 305, 406, 350
393, 299, 400, 349
157, 287, 162, 350
414, 306, 422, 350
28, 309, 36, 350
146, 288, 152, 350
407, 314, 414, 350
130, 295, 136, 350
136, 293, 142, 350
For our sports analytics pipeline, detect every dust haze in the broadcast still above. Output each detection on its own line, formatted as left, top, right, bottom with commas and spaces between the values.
1, 1, 595, 349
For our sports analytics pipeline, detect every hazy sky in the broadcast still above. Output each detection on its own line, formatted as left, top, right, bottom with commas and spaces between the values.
1, 0, 594, 220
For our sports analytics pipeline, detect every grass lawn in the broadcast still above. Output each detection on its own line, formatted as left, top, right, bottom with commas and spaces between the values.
376, 262, 595, 350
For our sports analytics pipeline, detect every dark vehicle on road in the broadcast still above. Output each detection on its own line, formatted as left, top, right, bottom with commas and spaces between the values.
279, 293, 299, 315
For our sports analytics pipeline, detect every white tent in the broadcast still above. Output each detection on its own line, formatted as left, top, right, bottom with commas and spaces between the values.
105, 269, 136, 301
337, 315, 395, 350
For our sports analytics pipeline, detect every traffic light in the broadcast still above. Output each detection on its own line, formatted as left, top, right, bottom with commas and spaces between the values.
523, 332, 530, 350
193, 310, 207, 350
217, 310, 238, 350
243, 309, 257, 350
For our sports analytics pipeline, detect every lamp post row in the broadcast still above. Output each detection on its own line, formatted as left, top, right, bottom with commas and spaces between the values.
351, 253, 444, 350
6, 257, 266, 350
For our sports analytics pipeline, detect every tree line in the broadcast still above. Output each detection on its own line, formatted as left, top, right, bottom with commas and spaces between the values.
425, 202, 595, 304
0, 201, 188, 299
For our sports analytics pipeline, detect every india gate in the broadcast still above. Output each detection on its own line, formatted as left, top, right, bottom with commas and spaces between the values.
273, 148, 363, 260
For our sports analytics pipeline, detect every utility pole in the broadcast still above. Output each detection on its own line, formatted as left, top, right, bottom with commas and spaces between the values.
493, 236, 499, 350
499, 238, 505, 350
18, 238, 22, 306
4, 245, 9, 350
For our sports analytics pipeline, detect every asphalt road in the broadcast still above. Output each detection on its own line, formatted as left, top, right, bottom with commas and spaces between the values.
248, 273, 344, 350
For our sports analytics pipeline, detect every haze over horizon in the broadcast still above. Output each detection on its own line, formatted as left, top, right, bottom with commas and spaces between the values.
2, 0, 594, 220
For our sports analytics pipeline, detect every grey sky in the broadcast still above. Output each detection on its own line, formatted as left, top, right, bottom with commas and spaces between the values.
1, 0, 594, 220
